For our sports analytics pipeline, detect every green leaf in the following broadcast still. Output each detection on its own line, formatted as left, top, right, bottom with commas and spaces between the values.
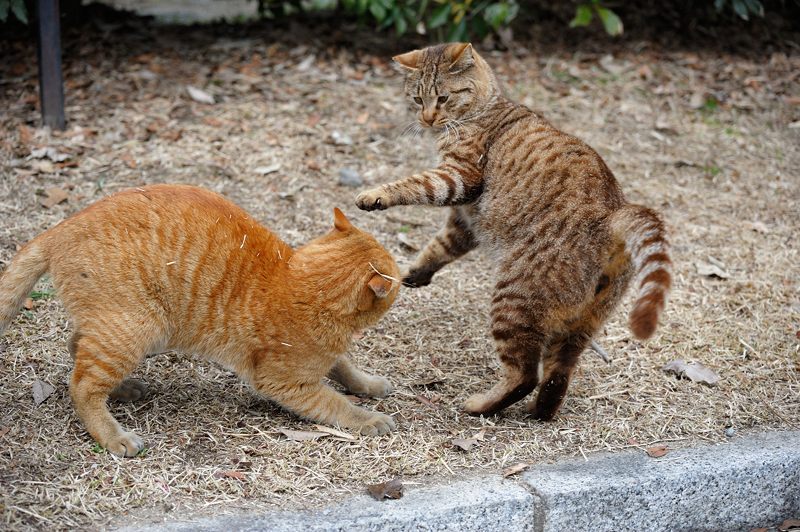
427, 2, 451, 29
743, 0, 764, 17
714, 0, 726, 11
9, 0, 25, 24
484, 3, 508, 30
0, 0, 11, 23
595, 6, 623, 36
446, 17, 467, 41
394, 9, 408, 34
569, 4, 593, 28
369, 1, 387, 21
731, 0, 749, 19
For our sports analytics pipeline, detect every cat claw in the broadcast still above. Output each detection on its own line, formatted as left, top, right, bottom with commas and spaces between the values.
355, 192, 386, 211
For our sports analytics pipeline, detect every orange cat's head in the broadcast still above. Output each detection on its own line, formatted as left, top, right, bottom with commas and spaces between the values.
393, 42, 498, 130
294, 209, 400, 327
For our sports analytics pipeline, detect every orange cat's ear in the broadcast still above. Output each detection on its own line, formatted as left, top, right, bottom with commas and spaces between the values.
333, 207, 353, 232
447, 42, 474, 73
393, 49, 422, 71
367, 274, 393, 298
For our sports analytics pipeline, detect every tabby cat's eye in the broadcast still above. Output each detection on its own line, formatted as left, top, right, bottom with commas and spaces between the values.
437, 95, 449, 104
413, 97, 423, 105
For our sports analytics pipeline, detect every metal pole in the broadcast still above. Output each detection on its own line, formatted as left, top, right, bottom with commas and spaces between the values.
36, 0, 65, 130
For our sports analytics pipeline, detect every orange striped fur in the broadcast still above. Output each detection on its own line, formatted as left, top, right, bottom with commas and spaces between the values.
0, 185, 400, 456
357, 43, 672, 420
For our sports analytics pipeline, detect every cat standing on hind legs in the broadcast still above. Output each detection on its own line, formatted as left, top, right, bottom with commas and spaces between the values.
0, 185, 400, 457
356, 43, 672, 420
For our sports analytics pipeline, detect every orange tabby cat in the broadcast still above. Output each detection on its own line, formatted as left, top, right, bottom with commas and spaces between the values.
356, 43, 672, 420
0, 184, 400, 456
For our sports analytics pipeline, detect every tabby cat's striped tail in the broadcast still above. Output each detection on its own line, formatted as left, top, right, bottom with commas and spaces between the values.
0, 237, 50, 333
611, 204, 672, 340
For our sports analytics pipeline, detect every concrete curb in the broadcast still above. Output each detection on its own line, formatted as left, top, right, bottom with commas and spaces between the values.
124, 431, 800, 532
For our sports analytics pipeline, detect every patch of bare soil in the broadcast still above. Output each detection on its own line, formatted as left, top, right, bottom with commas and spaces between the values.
1, 9, 798, 531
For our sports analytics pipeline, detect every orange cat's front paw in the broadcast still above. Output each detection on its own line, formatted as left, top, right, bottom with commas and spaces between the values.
104, 431, 145, 457
358, 412, 395, 436
355, 189, 388, 211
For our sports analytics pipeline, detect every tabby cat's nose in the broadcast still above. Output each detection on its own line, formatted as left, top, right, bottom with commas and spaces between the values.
422, 109, 437, 125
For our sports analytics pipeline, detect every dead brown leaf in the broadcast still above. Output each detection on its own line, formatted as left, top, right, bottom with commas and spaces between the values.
451, 438, 478, 452
397, 232, 419, 252
367, 478, 403, 501
312, 424, 356, 441
663, 359, 721, 386
356, 112, 369, 124
779, 519, 800, 531
214, 470, 246, 481
645, 444, 669, 458
39, 187, 70, 209
278, 428, 329, 441
502, 462, 529, 477
695, 261, 730, 279
409, 376, 445, 388
32, 379, 55, 406
750, 528, 768, 532
306, 114, 321, 127
414, 394, 439, 409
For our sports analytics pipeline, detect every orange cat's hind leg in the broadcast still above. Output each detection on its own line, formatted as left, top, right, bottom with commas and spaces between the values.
526, 331, 590, 421
69, 331, 148, 403
464, 300, 544, 415
69, 330, 153, 457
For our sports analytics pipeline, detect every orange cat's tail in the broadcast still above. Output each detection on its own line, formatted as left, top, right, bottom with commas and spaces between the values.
0, 237, 50, 334
611, 204, 672, 340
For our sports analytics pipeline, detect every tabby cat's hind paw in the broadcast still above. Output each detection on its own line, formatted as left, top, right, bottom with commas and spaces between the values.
358, 412, 396, 436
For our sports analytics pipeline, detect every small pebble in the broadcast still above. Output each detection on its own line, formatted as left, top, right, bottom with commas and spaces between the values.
338, 168, 363, 187
330, 131, 353, 146
725, 427, 736, 438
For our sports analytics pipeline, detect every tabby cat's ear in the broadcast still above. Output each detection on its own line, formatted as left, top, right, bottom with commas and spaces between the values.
447, 42, 474, 73
333, 207, 353, 232
392, 49, 422, 71
367, 274, 393, 298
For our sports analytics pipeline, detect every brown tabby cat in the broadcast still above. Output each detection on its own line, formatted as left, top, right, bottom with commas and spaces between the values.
0, 185, 400, 457
356, 43, 672, 420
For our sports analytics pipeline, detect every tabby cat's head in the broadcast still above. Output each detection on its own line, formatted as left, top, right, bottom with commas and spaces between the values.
393, 42, 498, 130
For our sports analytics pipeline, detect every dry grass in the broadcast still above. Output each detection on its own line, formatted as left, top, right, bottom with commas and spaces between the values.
1, 11, 799, 531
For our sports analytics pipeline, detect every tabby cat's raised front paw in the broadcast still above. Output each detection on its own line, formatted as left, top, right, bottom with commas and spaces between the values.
358, 412, 396, 436
355, 189, 388, 211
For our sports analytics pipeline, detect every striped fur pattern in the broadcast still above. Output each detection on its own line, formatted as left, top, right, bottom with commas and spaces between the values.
356, 43, 672, 420
0, 185, 400, 456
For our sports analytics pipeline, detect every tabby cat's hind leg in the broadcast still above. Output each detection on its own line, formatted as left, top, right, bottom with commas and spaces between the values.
526, 332, 590, 421
464, 296, 544, 415
70, 333, 149, 457
404, 207, 477, 288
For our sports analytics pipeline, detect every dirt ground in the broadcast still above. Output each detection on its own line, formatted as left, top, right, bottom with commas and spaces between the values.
1, 7, 799, 531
